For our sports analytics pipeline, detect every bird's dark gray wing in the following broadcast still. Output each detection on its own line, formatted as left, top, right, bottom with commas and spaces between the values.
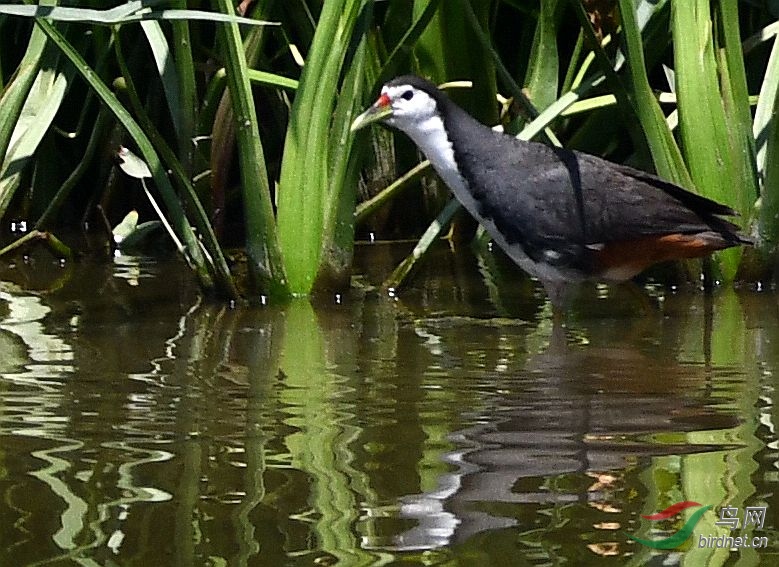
451, 130, 745, 271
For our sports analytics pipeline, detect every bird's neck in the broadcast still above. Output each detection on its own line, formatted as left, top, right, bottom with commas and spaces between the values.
399, 113, 470, 197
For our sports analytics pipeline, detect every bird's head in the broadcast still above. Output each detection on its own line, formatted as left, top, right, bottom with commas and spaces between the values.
351, 76, 440, 134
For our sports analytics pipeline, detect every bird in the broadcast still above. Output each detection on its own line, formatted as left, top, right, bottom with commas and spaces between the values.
351, 75, 752, 309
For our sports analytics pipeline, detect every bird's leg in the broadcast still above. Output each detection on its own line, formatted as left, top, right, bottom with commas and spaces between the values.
549, 314, 569, 352
542, 280, 570, 325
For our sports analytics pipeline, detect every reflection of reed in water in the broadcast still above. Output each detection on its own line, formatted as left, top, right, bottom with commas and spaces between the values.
0, 267, 773, 565
1, 287, 182, 562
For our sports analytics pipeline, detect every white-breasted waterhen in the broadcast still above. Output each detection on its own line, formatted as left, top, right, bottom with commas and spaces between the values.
351, 75, 751, 308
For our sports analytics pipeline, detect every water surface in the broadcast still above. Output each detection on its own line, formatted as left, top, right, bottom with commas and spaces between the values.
0, 245, 777, 566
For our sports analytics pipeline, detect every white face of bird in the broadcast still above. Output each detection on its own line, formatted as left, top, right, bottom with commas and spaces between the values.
352, 78, 468, 214
351, 83, 438, 134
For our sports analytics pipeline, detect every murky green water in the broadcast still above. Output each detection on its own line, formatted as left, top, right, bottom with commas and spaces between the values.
1, 244, 778, 566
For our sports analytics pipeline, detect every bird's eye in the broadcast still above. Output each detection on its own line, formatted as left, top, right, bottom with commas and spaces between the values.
401, 90, 414, 101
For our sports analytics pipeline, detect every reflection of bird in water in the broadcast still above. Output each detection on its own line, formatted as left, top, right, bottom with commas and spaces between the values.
362, 315, 740, 552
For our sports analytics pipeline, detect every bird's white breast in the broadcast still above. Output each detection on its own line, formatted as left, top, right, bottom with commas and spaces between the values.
402, 114, 464, 192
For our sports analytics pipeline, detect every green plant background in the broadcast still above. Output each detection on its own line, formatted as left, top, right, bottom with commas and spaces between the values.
1, 0, 778, 300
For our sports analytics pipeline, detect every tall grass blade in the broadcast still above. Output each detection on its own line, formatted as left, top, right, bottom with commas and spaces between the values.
355, 161, 430, 226
320, 5, 373, 287
208, 0, 276, 239
0, 2, 50, 172
671, 0, 740, 202
0, 2, 276, 26
0, 50, 69, 221
754, 36, 779, 189
113, 30, 239, 298
412, 0, 451, 83
246, 70, 298, 90
140, 20, 183, 145
33, 17, 219, 292
0, 16, 5, 90
616, 0, 692, 187
276, 0, 370, 295
170, 0, 196, 175
377, 0, 442, 86
457, 0, 557, 145
416, 0, 498, 125
214, 0, 288, 297
517, 72, 604, 142
116, 147, 187, 255
524, 0, 561, 111
717, 0, 759, 214
569, 1, 641, 153
671, 0, 744, 279
754, 34, 779, 266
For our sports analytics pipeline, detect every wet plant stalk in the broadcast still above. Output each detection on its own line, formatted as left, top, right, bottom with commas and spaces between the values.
113, 28, 239, 298
609, 0, 692, 186
0, 3, 51, 217
276, 0, 370, 295
214, 0, 288, 298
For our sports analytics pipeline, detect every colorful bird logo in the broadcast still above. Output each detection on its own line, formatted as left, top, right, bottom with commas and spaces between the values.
626, 501, 712, 549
